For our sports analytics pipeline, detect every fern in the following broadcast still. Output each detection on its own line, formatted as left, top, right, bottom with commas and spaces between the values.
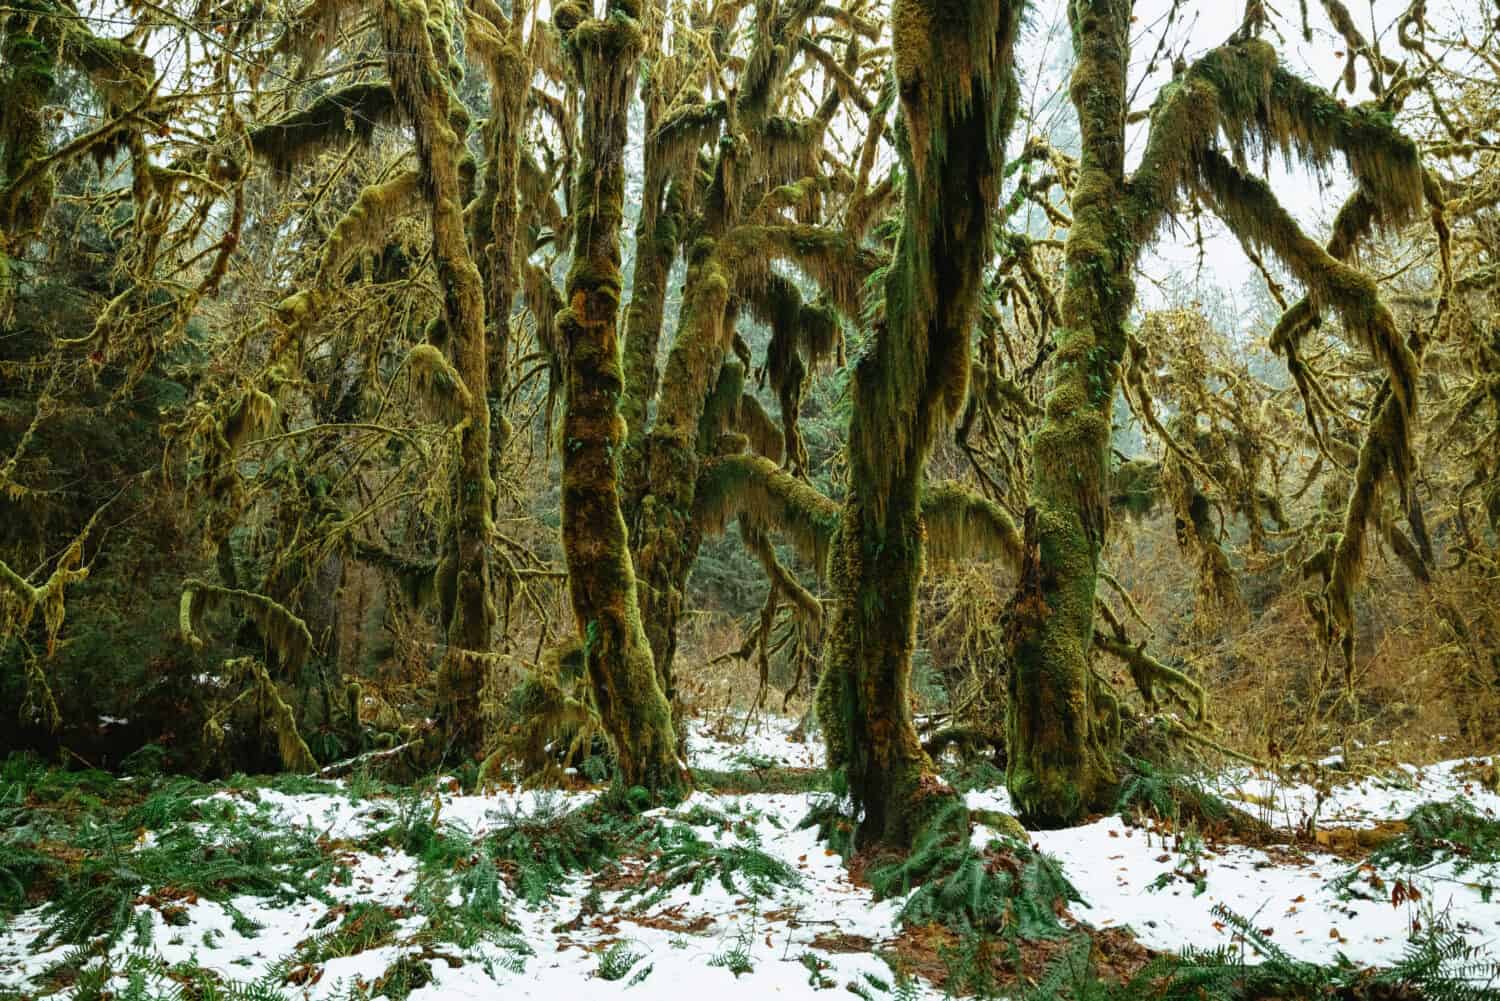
869, 801, 1079, 937
597, 941, 647, 981
486, 798, 645, 907
1332, 799, 1500, 901
34, 799, 330, 948
708, 920, 757, 978
1116, 756, 1231, 828
1375, 919, 1500, 1001
620, 823, 799, 910
295, 903, 400, 964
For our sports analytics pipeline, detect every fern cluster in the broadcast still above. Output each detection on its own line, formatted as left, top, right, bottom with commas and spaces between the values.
294, 903, 400, 965
1332, 799, 1500, 900
1115, 756, 1233, 829
869, 801, 1079, 937
622, 821, 800, 910
1012, 905, 1500, 1001
487, 799, 649, 906
34, 797, 330, 949
56, 948, 294, 1001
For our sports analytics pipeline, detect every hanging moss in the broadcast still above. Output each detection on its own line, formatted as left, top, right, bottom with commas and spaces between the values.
248, 83, 401, 176
247, 658, 319, 773
222, 387, 276, 452
0, 0, 154, 234
179, 579, 315, 676
316, 169, 421, 286
921, 483, 1024, 569
695, 453, 839, 572
742, 273, 842, 474
405, 343, 475, 426
1109, 459, 1161, 517
1, 514, 94, 730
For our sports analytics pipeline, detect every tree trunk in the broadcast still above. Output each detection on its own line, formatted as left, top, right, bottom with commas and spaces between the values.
1004, 0, 1135, 826
382, 0, 495, 758
554, 0, 686, 799
818, 485, 940, 846
631, 246, 732, 701
817, 0, 1023, 848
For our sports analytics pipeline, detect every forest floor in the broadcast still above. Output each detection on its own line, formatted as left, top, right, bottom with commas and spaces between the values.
2, 715, 1498, 1000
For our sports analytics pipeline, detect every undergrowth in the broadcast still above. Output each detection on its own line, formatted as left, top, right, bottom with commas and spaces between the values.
1115, 756, 1234, 830
1332, 799, 1500, 902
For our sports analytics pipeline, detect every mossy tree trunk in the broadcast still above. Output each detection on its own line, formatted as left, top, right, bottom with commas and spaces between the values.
467, 0, 530, 443
382, 0, 495, 758
1003, 0, 1132, 826
632, 241, 733, 704
1005, 14, 1427, 826
816, 0, 1024, 848
619, 9, 682, 478
553, 0, 686, 800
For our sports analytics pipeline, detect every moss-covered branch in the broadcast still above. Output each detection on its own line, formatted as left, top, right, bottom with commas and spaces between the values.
179, 579, 315, 675
249, 83, 401, 175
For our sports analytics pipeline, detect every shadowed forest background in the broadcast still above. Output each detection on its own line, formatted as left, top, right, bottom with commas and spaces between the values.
2, 0, 1500, 994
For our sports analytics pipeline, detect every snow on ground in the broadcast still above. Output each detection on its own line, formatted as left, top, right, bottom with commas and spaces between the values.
3, 713, 1498, 999
683, 714, 821, 771
1208, 756, 1500, 832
